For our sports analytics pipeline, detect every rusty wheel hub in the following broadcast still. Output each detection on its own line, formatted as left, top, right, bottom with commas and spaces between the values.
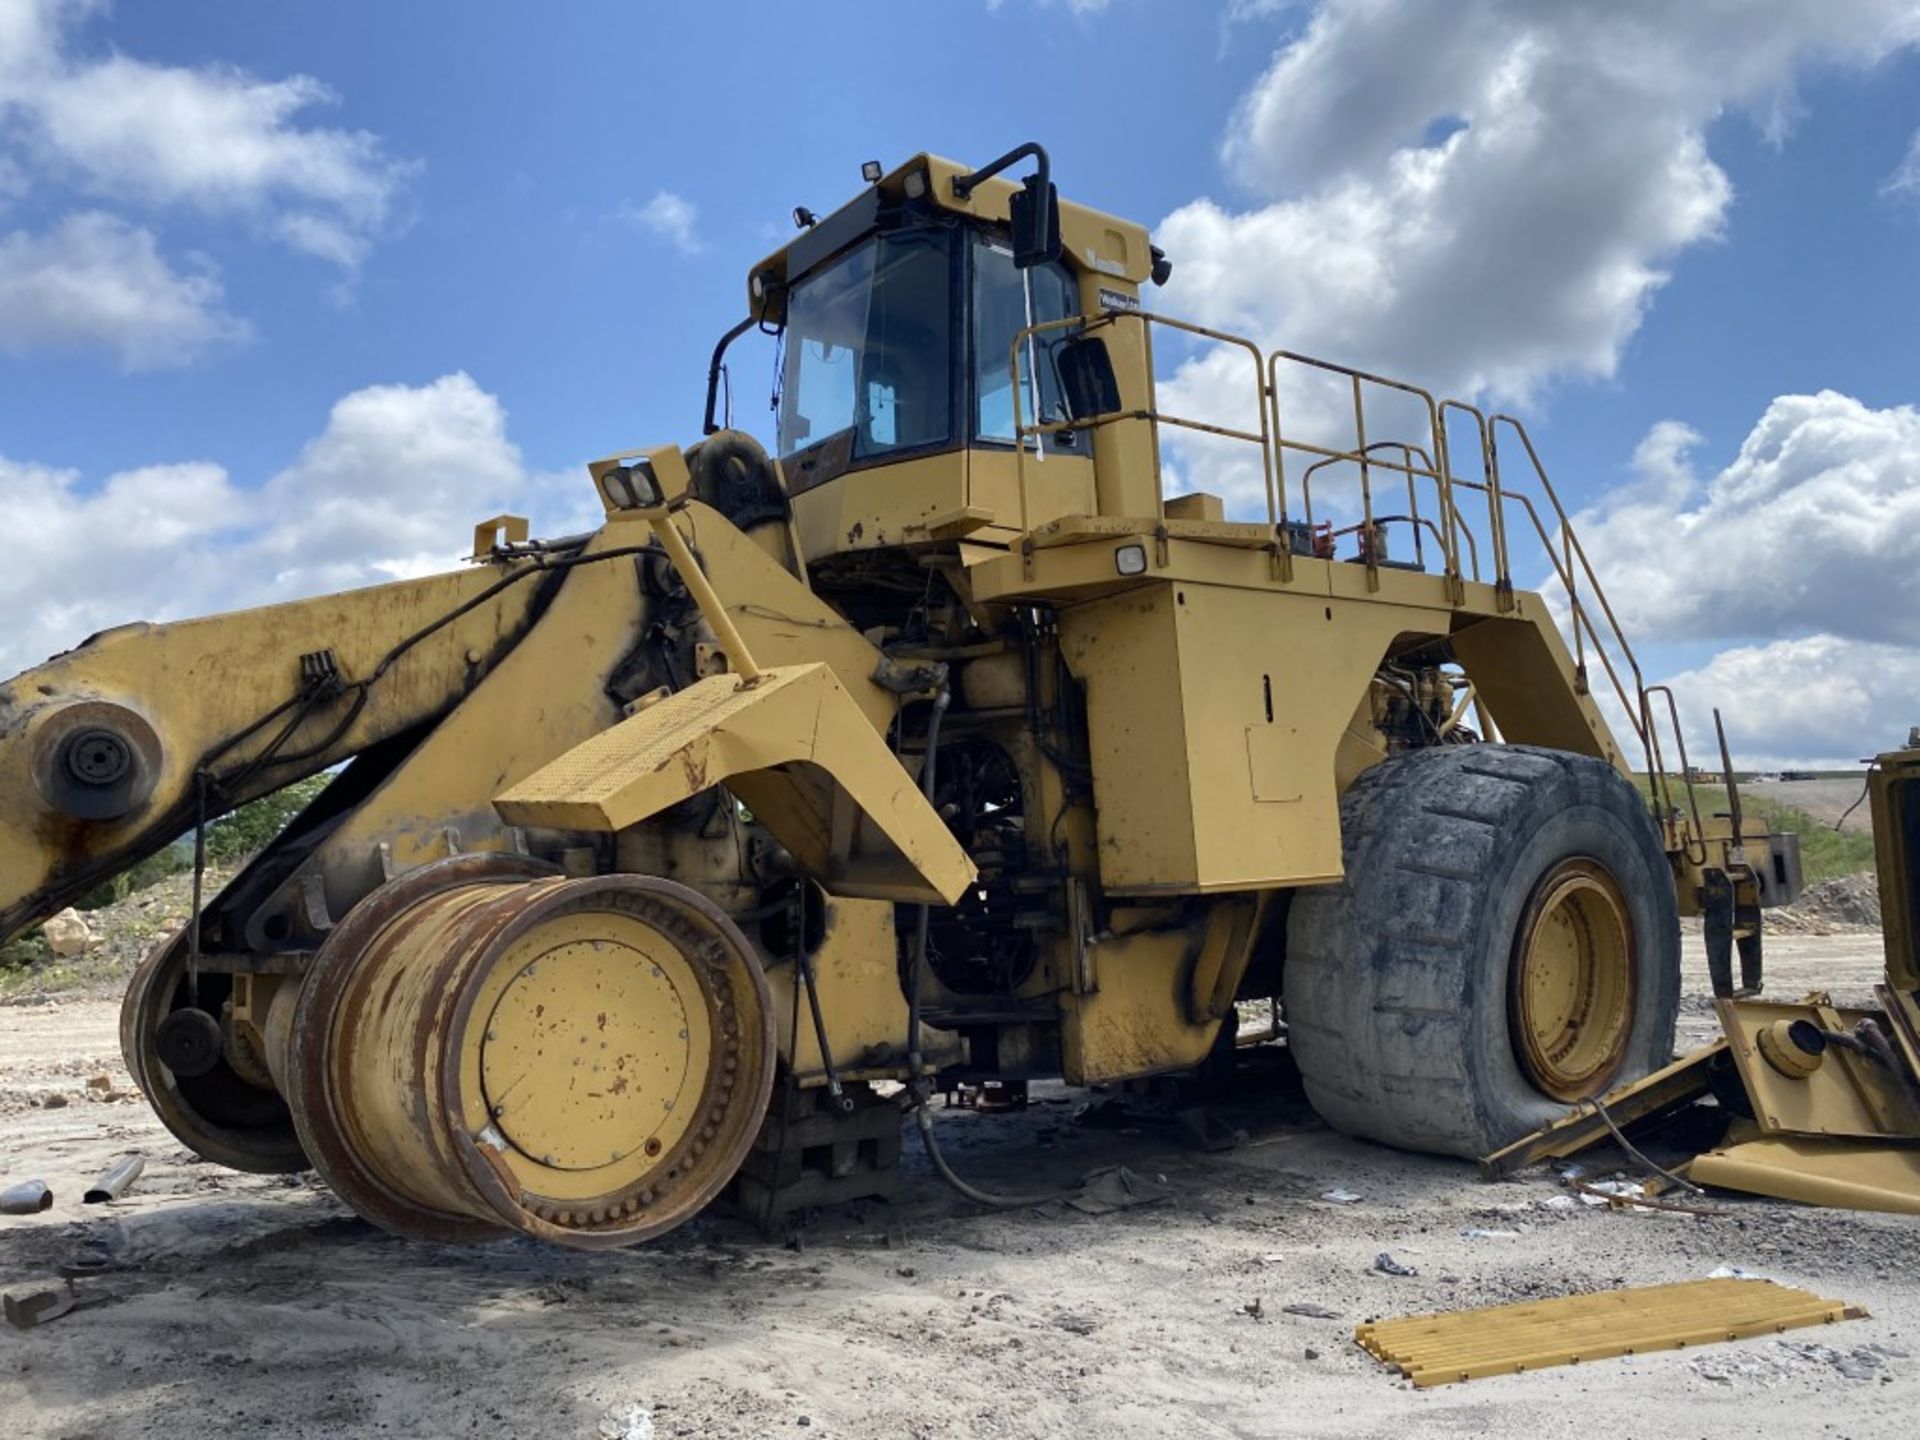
283, 857, 775, 1249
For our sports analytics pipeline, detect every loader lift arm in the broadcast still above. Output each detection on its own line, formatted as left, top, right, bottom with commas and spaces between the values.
0, 544, 598, 943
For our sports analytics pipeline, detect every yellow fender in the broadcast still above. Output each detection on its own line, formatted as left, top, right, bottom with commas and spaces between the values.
494, 661, 975, 907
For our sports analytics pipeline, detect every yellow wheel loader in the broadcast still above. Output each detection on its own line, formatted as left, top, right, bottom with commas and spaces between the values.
0, 145, 1801, 1248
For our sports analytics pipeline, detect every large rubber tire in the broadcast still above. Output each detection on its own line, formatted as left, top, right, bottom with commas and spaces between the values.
1284, 744, 1679, 1158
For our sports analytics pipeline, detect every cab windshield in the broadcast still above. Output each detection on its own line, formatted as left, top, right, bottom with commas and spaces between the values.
778, 230, 954, 463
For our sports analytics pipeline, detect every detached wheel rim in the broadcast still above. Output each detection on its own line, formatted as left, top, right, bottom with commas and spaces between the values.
1509, 857, 1636, 1102
287, 858, 776, 1249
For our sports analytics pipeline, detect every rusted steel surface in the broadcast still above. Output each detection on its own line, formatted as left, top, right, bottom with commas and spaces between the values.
284, 856, 776, 1250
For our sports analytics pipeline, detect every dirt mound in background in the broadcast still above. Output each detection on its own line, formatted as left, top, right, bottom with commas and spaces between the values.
1767, 872, 1881, 934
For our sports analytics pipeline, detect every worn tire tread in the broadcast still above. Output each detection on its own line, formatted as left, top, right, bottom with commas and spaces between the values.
1285, 744, 1680, 1158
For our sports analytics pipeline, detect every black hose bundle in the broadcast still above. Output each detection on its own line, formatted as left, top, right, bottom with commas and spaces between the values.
903, 686, 1074, 1209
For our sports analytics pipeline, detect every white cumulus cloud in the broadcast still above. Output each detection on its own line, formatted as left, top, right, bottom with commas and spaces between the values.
0, 453, 252, 672
0, 373, 598, 679
618, 190, 704, 257
0, 0, 413, 363
1577, 391, 1920, 648
251, 373, 557, 595
0, 0, 413, 269
1885, 129, 1920, 199
0, 210, 247, 368
1151, 0, 1920, 515
1574, 391, 1920, 765
1660, 638, 1920, 771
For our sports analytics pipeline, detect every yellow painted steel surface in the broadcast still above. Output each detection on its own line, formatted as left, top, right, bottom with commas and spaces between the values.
1509, 858, 1635, 1100
288, 868, 776, 1249
478, 923, 706, 1171
1868, 747, 1920, 990
1690, 1131, 1920, 1215
0, 561, 545, 935
492, 662, 974, 906
1061, 924, 1219, 1083
1716, 996, 1920, 1140
1056, 578, 1451, 893
1357, 1279, 1864, 1387
764, 896, 960, 1085
750, 151, 1155, 306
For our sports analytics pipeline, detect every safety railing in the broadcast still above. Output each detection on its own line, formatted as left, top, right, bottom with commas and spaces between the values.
1009, 311, 1287, 574
1265, 351, 1474, 601
1006, 308, 1707, 831
1298, 441, 1480, 584
1482, 413, 1710, 838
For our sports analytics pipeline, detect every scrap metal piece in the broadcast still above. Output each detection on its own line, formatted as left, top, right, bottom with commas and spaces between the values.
1066, 1165, 1171, 1215
1717, 997, 1920, 1141
0, 1179, 52, 1215
1357, 1278, 1865, 1387
1689, 1130, 1920, 1215
83, 1155, 144, 1204
1477, 1041, 1724, 1179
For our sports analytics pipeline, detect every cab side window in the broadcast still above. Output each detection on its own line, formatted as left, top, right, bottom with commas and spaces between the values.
972, 239, 1078, 445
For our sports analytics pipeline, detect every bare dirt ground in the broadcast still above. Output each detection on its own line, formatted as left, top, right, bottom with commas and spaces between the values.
2, 931, 1914, 1439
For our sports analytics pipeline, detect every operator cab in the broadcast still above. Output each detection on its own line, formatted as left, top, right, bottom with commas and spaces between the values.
774, 227, 1081, 488
707, 149, 1163, 568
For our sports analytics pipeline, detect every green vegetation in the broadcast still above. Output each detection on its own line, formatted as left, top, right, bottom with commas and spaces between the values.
204, 773, 334, 864
1638, 779, 1876, 887
0, 931, 50, 977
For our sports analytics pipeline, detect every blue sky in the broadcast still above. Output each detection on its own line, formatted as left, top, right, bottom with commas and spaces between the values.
4, 0, 1920, 763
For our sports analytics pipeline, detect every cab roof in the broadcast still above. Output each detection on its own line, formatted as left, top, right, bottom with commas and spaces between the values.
746, 151, 1155, 321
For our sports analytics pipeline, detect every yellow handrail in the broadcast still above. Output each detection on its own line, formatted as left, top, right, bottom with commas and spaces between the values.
1009, 310, 1278, 535
1267, 350, 1465, 598
1000, 310, 1701, 825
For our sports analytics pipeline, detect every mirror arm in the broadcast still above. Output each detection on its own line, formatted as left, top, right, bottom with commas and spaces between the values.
702, 315, 758, 436
952, 142, 1051, 200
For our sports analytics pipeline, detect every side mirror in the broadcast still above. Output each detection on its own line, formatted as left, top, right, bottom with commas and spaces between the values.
1055, 336, 1121, 422
1010, 173, 1062, 269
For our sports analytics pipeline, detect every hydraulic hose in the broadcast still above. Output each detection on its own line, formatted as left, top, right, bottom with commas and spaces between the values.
904, 686, 1075, 1209
903, 689, 948, 1087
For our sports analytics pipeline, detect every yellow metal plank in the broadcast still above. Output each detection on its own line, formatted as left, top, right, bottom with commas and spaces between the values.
1690, 1133, 1920, 1214
1356, 1278, 1864, 1387
1477, 1040, 1725, 1178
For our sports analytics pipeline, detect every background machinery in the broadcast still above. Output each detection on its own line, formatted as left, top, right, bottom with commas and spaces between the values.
0, 145, 1801, 1248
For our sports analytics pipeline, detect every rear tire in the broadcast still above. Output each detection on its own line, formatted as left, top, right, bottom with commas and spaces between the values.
1284, 744, 1679, 1158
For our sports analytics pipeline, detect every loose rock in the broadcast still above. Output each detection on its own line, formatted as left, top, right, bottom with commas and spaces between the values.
42, 909, 94, 958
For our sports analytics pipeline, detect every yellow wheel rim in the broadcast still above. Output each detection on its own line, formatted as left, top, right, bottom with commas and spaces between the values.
1509, 858, 1636, 1101
479, 925, 710, 1172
